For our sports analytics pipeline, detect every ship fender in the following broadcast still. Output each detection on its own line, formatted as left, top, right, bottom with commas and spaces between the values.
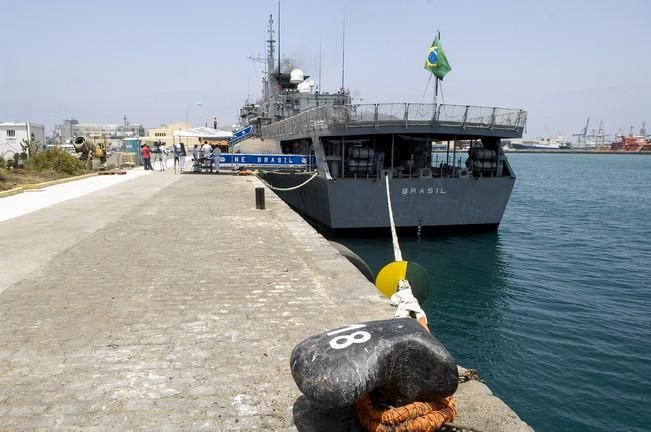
329, 241, 374, 283
290, 318, 459, 408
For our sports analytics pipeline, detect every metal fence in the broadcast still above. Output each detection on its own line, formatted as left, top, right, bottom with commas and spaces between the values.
262, 103, 527, 139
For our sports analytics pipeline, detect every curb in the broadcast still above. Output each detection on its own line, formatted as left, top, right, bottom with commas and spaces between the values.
0, 187, 25, 198
0, 172, 98, 198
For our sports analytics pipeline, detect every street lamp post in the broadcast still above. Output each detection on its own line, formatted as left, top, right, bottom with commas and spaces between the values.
185, 102, 202, 128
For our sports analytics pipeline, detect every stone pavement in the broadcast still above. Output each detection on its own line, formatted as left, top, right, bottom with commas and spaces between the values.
0, 171, 531, 431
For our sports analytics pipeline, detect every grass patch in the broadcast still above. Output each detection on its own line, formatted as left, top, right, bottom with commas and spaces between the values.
0, 148, 89, 192
0, 169, 70, 191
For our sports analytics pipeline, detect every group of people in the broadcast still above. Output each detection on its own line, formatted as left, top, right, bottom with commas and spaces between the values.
191, 142, 222, 173
140, 142, 189, 173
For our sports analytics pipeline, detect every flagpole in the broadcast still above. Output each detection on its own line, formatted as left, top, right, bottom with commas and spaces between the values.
433, 30, 440, 112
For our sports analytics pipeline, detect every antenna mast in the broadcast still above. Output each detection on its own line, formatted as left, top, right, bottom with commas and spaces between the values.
266, 14, 275, 101
277, 0, 281, 74
341, 9, 346, 92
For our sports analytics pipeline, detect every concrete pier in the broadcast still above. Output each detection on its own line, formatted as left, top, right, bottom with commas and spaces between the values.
0, 172, 532, 431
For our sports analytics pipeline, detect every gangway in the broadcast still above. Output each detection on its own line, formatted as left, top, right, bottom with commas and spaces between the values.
229, 125, 254, 145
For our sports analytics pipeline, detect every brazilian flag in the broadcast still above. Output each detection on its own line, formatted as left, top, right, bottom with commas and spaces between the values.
424, 36, 451, 80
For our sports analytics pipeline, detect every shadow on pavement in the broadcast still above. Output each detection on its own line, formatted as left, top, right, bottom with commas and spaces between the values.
292, 395, 365, 432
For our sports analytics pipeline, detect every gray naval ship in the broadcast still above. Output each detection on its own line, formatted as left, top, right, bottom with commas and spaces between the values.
236, 15, 527, 234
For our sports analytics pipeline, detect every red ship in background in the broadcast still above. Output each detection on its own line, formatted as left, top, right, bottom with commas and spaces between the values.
610, 123, 651, 152
574, 119, 651, 152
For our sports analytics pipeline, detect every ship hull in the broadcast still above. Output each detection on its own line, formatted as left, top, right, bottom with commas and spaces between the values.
261, 172, 515, 233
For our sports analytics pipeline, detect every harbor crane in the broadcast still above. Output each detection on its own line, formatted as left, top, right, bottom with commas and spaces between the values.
573, 117, 589, 146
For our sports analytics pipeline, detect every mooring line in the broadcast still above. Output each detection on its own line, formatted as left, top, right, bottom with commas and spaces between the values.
256, 170, 319, 192
385, 174, 403, 262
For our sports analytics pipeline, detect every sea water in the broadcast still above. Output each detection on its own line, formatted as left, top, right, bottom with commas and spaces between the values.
341, 154, 651, 432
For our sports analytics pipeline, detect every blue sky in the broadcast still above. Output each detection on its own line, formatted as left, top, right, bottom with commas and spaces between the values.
1, 0, 649, 139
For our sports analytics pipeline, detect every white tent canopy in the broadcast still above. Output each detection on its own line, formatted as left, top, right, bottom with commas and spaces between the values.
173, 127, 233, 139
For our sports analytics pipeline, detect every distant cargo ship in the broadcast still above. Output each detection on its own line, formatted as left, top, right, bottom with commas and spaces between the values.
610, 134, 651, 152
510, 136, 571, 150
609, 123, 650, 152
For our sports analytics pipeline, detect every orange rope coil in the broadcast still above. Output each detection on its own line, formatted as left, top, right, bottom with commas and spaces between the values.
356, 394, 456, 432
355, 315, 456, 432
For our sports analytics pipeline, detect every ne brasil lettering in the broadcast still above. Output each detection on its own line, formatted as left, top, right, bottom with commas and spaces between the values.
256, 156, 304, 164
401, 186, 446, 195
225, 154, 309, 165
231, 156, 300, 163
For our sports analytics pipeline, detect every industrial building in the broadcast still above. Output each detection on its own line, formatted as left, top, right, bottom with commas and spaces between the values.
51, 118, 144, 150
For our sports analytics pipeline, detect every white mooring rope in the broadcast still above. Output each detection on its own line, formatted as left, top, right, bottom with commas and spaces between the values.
385, 174, 403, 262
256, 171, 320, 192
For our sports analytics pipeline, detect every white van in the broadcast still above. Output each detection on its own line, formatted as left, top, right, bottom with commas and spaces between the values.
56, 144, 77, 156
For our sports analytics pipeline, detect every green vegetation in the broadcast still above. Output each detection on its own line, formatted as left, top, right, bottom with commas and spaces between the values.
21, 137, 41, 157
25, 147, 87, 176
0, 143, 89, 192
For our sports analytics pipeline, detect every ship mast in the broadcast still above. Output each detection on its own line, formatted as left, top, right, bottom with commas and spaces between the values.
341, 9, 346, 92
319, 36, 322, 92
266, 14, 276, 102
277, 0, 281, 76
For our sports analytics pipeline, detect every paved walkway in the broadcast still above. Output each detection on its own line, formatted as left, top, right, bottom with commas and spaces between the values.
0, 170, 152, 223
0, 171, 531, 431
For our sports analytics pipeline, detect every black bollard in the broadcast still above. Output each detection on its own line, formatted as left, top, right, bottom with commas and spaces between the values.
290, 318, 458, 408
255, 187, 265, 210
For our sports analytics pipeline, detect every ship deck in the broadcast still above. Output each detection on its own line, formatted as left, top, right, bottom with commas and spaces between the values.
262, 103, 526, 142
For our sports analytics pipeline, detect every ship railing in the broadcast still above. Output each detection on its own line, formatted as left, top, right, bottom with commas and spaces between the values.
262, 106, 333, 139
435, 105, 528, 130
261, 103, 527, 138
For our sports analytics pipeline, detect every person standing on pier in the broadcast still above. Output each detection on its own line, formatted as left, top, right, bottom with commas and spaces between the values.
213, 145, 221, 173
159, 143, 168, 171
192, 144, 200, 172
174, 143, 186, 173
141, 144, 153, 170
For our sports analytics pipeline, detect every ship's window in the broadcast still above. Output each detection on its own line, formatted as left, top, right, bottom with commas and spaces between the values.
6, 130, 16, 137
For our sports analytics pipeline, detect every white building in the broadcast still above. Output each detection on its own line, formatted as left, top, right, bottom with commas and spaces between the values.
0, 122, 46, 159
